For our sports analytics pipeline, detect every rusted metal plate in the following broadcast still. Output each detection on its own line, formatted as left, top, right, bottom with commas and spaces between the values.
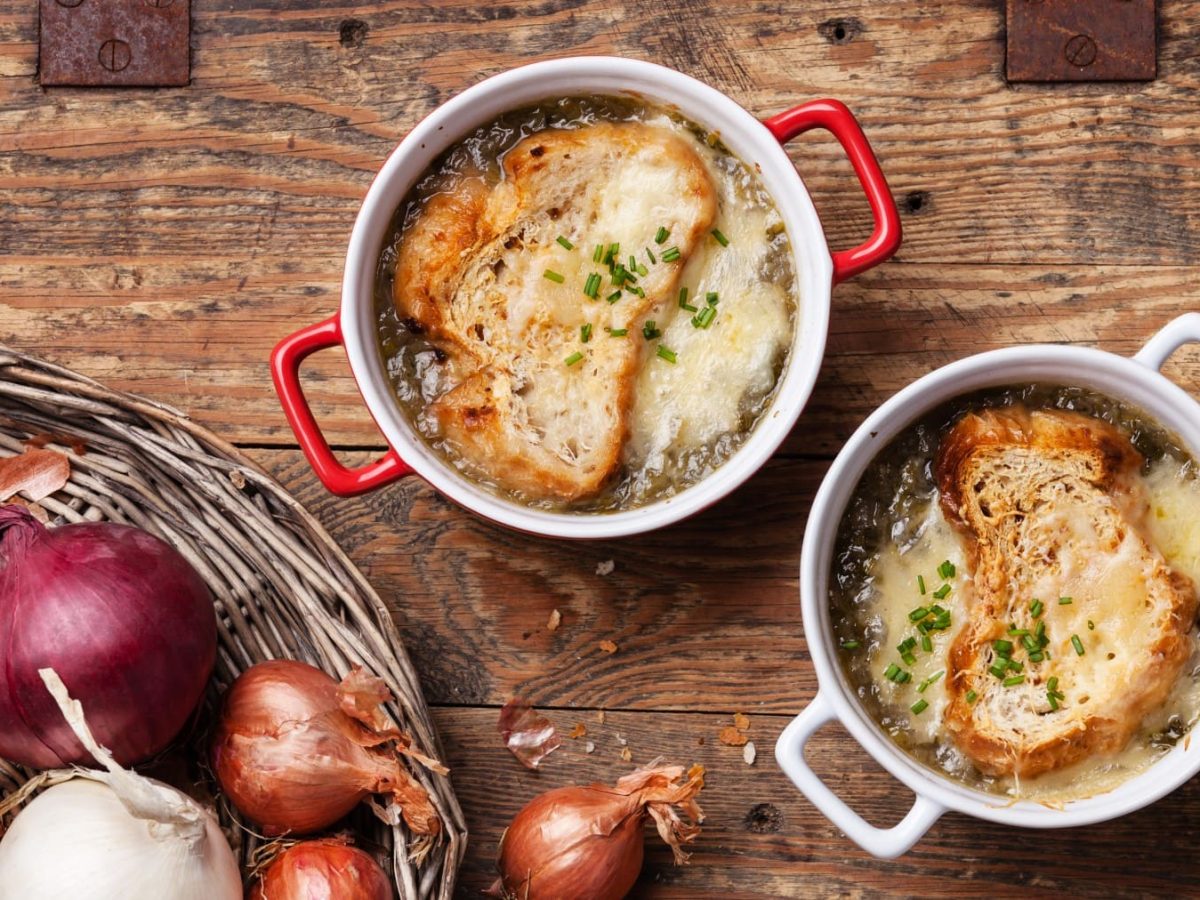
40, 0, 190, 87
1006, 0, 1156, 83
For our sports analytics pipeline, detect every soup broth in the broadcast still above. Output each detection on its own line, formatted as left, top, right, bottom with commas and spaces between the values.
831, 384, 1200, 803
375, 95, 797, 512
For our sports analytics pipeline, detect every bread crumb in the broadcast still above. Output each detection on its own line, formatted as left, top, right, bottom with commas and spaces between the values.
585, 741, 595, 754
733, 712, 750, 731
569, 722, 587, 739
719, 726, 748, 747
743, 742, 757, 765
620, 746, 633, 762
547, 609, 562, 631
599, 639, 618, 654
596, 559, 615, 576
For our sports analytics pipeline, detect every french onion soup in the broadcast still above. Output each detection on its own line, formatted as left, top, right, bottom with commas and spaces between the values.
375, 96, 797, 511
831, 385, 1200, 803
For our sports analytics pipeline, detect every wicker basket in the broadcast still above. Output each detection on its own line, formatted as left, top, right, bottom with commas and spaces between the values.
0, 345, 466, 898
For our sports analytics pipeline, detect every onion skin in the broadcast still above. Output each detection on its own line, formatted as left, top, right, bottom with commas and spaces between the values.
249, 839, 394, 900
213, 659, 445, 839
0, 505, 216, 768
494, 764, 704, 900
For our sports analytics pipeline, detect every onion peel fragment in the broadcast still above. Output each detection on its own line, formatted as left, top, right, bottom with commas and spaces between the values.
498, 698, 560, 769
0, 449, 68, 502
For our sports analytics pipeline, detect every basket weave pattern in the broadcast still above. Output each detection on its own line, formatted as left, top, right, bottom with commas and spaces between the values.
0, 346, 466, 898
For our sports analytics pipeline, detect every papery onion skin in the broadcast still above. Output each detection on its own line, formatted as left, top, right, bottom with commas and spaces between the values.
249, 838, 394, 900
213, 659, 444, 838
0, 505, 216, 768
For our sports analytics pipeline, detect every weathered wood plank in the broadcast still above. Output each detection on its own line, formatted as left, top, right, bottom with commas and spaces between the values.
432, 706, 1200, 898
2, 261, 1196, 453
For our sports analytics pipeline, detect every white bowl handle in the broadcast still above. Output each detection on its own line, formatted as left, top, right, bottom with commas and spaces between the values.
1134, 313, 1200, 371
775, 691, 945, 858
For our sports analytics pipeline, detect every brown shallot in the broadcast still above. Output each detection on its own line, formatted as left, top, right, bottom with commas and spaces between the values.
249, 837, 393, 900
212, 660, 445, 855
490, 761, 705, 900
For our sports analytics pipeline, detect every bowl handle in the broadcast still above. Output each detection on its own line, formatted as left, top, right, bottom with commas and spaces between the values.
763, 100, 902, 286
775, 691, 945, 858
1134, 313, 1200, 371
271, 315, 413, 497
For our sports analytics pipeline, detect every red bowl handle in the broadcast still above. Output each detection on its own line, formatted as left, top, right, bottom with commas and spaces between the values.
764, 99, 901, 286
270, 315, 412, 497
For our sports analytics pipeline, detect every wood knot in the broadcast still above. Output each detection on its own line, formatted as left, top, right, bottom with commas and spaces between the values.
818, 17, 862, 45
903, 191, 931, 216
339, 19, 369, 48
744, 802, 784, 834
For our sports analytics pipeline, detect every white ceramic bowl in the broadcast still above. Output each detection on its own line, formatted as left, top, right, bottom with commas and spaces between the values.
270, 56, 900, 539
776, 313, 1200, 857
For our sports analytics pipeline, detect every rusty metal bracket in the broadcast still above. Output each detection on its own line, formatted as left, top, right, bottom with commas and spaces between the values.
1006, 0, 1156, 83
40, 0, 190, 87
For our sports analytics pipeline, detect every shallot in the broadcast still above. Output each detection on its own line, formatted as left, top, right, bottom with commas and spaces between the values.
249, 838, 393, 900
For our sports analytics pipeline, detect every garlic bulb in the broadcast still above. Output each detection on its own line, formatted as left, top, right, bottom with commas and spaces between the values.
0, 670, 241, 900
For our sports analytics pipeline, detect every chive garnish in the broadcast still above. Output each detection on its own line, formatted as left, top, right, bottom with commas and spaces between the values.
646, 247, 656, 264
692, 305, 716, 329
896, 670, 912, 683
1059, 596, 1073, 605
917, 575, 927, 595
921, 634, 932, 652
656, 345, 677, 364
627, 285, 645, 298
841, 640, 860, 650
932, 584, 952, 600
606, 327, 628, 337
1020, 634, 1038, 653
1008, 626, 1030, 636
909, 606, 930, 622
988, 663, 1008, 679
1030, 598, 1045, 619
604, 243, 620, 264
911, 699, 929, 715
711, 228, 729, 247
1028, 651, 1044, 663
1047, 692, 1060, 710
1071, 634, 1085, 656
544, 270, 565, 284
564, 351, 583, 366
1003, 675, 1024, 687
654, 226, 670, 244
661, 246, 682, 263
583, 273, 601, 299
1047, 676, 1059, 691
642, 321, 661, 340
678, 287, 697, 312
556, 235, 574, 251
898, 637, 917, 652
917, 671, 944, 693
884, 663, 902, 682
628, 254, 638, 272
1006, 658, 1023, 673
636, 263, 648, 277
901, 651, 916, 666
580, 323, 592, 343
606, 290, 622, 304
592, 244, 604, 263
706, 291, 719, 306
938, 560, 956, 579
966, 689, 978, 704
993, 639, 1013, 655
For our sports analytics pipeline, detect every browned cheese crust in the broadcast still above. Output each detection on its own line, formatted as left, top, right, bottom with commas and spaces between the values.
935, 405, 1197, 777
392, 122, 717, 502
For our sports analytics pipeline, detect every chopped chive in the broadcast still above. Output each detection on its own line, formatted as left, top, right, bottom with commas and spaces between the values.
592, 244, 604, 263
988, 663, 1008, 679
932, 584, 952, 600
898, 637, 917, 651
646, 247, 656, 264
1030, 598, 1045, 619
1028, 651, 1044, 663
884, 663, 902, 682
583, 273, 601, 299
564, 351, 583, 367
654, 226, 670, 245
1003, 675, 1025, 687
661, 246, 682, 263
705, 291, 719, 306
580, 323, 592, 343
656, 345, 677, 364
1047, 676, 1059, 691
711, 228, 729, 247
1008, 627, 1030, 636
642, 321, 661, 341
1072, 634, 1085, 656
1006, 658, 1023, 673
1059, 596, 1073, 605
679, 287, 697, 312
917, 671, 944, 693
841, 640, 861, 650
692, 305, 717, 329
917, 575, 927, 595
544, 269, 565, 284
606, 327, 628, 337
1020, 634, 1038, 653
909, 606, 930, 622
1087, 620, 1095, 631
629, 254, 638, 272
1047, 692, 1060, 710
992, 639, 1013, 655
627, 285, 646, 298
921, 634, 932, 652
636, 263, 648, 277
556, 235, 574, 251
910, 699, 929, 715
930, 605, 946, 616
966, 689, 978, 704
604, 242, 620, 264
606, 290, 622, 304
901, 651, 916, 666
896, 670, 912, 684
938, 560, 956, 579
1036, 620, 1048, 646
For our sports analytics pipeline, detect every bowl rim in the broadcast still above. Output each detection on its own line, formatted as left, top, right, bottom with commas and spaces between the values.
339, 55, 835, 539
799, 338, 1200, 828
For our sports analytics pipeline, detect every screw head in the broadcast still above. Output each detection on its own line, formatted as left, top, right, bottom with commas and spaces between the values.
98, 38, 132, 72
1065, 34, 1098, 67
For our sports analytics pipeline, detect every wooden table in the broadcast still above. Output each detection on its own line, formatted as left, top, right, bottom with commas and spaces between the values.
4, 2, 1200, 896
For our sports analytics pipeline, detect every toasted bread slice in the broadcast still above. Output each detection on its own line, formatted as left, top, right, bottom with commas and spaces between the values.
937, 406, 1197, 777
394, 122, 717, 501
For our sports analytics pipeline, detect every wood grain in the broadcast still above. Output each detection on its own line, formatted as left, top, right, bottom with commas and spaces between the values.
432, 707, 1200, 898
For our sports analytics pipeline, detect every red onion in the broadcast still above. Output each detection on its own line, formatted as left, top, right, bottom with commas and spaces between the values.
0, 505, 216, 768
249, 838, 393, 900
491, 762, 705, 900
212, 660, 446, 844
